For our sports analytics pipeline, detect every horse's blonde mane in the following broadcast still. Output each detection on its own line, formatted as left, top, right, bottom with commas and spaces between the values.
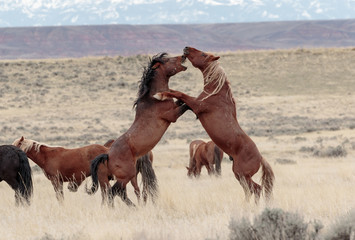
13, 138, 45, 153
202, 61, 232, 101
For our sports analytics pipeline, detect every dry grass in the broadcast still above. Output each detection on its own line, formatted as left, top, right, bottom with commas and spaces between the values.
0, 48, 354, 239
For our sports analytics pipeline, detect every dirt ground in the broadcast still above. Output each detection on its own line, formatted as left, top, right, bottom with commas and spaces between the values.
0, 48, 354, 239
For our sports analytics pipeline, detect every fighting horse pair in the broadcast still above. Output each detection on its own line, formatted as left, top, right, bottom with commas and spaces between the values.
155, 47, 275, 203
187, 140, 223, 177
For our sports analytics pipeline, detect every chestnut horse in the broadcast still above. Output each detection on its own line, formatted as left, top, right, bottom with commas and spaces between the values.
99, 139, 157, 204
187, 140, 223, 177
86, 53, 189, 206
0, 145, 33, 205
13, 137, 156, 202
155, 47, 274, 203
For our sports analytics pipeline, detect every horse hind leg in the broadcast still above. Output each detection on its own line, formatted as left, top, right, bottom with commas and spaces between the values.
112, 181, 135, 207
68, 181, 79, 192
99, 179, 114, 207
5, 178, 22, 206
235, 174, 262, 204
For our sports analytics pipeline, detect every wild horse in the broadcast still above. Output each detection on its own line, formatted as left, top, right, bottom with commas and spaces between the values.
154, 47, 274, 203
86, 53, 189, 206
187, 140, 223, 177
0, 145, 33, 205
13, 137, 156, 203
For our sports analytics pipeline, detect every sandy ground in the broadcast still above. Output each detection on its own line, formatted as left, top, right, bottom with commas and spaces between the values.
0, 48, 354, 239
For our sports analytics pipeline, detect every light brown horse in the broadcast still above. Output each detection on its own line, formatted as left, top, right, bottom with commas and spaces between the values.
86, 53, 189, 206
154, 47, 274, 203
12, 137, 156, 202
187, 140, 223, 177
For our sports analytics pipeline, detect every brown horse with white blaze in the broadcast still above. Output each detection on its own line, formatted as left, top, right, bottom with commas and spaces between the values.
86, 53, 189, 206
154, 47, 274, 203
187, 140, 223, 177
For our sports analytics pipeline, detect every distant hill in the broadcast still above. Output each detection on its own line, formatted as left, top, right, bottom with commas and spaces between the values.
0, 19, 354, 59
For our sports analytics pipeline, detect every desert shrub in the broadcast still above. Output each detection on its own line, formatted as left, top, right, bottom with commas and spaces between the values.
299, 145, 347, 158
229, 208, 323, 240
275, 158, 297, 165
324, 209, 355, 240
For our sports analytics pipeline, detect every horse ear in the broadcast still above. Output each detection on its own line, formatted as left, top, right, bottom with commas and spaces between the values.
152, 62, 161, 70
20, 136, 24, 141
186, 167, 190, 170
212, 56, 220, 61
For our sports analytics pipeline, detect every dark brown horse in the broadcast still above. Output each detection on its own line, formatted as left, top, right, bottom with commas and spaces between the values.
13, 137, 156, 203
0, 145, 33, 205
154, 47, 274, 203
86, 53, 189, 206
187, 140, 223, 177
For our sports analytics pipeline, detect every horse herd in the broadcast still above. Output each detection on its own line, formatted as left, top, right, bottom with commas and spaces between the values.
0, 47, 274, 207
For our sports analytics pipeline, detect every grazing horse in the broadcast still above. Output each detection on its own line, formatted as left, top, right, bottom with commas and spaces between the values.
187, 140, 223, 177
0, 145, 33, 205
86, 53, 189, 206
154, 47, 274, 203
12, 137, 156, 203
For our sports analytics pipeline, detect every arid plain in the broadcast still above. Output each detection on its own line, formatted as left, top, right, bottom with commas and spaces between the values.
0, 48, 355, 239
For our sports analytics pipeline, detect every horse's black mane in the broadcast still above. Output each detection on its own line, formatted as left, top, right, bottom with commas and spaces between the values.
133, 52, 168, 109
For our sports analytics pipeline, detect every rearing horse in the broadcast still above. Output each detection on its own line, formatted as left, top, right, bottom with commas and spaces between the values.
154, 47, 274, 203
86, 53, 189, 206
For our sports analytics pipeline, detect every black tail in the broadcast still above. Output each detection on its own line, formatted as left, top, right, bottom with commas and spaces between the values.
214, 145, 222, 176
16, 150, 33, 204
86, 154, 109, 195
136, 154, 158, 202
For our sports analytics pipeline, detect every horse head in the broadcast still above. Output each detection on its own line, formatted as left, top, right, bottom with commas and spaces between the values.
183, 46, 220, 71
134, 53, 187, 108
12, 136, 41, 153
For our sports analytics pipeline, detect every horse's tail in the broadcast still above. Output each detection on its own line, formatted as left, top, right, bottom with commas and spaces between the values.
214, 145, 222, 176
86, 154, 109, 195
260, 157, 275, 201
16, 150, 33, 203
136, 154, 158, 202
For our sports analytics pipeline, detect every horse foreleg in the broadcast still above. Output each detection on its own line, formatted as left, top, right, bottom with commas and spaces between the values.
130, 176, 141, 203
154, 90, 203, 116
51, 177, 64, 202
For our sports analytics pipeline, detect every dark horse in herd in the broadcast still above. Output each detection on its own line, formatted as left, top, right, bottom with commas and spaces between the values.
86, 53, 190, 206
155, 47, 274, 203
0, 145, 33, 205
187, 140, 223, 177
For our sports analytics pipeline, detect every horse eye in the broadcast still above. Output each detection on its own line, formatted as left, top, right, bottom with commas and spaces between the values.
202, 53, 207, 57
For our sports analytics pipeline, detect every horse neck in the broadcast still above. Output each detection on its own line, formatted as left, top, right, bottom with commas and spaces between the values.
149, 71, 170, 96
26, 145, 46, 168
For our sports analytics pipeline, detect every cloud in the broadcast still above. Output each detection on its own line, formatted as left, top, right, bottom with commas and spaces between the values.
71, 15, 79, 23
